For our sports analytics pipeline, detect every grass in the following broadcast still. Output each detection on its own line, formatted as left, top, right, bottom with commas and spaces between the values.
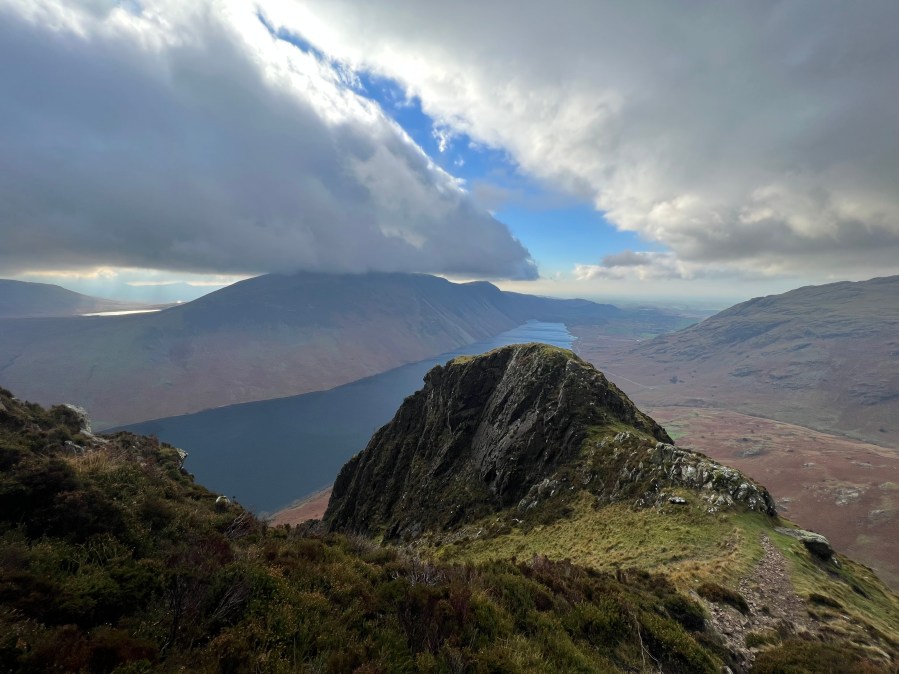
767, 526, 899, 656
432, 488, 899, 664
432, 491, 764, 591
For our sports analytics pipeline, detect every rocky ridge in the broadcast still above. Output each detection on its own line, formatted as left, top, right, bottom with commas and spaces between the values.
325, 344, 776, 539
539, 431, 777, 515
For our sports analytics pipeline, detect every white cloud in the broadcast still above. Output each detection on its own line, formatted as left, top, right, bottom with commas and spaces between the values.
575, 251, 697, 282
0, 0, 536, 279
271, 0, 899, 279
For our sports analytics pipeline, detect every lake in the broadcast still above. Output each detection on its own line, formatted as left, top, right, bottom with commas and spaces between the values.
123, 321, 573, 513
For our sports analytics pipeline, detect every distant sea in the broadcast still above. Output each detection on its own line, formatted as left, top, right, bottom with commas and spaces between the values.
122, 321, 573, 513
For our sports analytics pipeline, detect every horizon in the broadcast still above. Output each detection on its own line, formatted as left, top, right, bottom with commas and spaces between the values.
6, 269, 879, 312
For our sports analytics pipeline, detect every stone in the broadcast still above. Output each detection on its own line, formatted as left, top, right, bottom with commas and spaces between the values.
799, 531, 834, 559
64, 403, 93, 435
776, 527, 834, 560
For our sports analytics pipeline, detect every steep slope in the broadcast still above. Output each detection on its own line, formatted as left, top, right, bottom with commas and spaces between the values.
0, 272, 688, 428
325, 346, 899, 670
0, 279, 145, 318
325, 344, 773, 539
582, 275, 899, 447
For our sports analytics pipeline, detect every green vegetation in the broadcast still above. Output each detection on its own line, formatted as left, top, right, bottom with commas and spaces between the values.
0, 388, 729, 673
752, 640, 893, 674
696, 582, 750, 614
432, 491, 764, 587
2, 378, 897, 672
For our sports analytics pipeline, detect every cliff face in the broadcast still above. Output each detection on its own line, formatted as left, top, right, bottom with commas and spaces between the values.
325, 344, 774, 539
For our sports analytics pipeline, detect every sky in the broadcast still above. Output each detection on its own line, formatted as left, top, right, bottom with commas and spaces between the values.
2, 0, 898, 307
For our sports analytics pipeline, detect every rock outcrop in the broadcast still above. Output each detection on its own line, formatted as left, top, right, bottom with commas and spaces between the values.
777, 527, 835, 560
325, 344, 775, 539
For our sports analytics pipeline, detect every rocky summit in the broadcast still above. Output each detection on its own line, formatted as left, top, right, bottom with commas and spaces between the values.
325, 343, 775, 539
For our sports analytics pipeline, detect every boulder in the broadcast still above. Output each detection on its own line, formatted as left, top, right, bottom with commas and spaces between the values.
777, 527, 834, 560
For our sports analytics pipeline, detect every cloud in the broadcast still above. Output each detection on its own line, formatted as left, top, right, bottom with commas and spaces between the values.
271, 0, 899, 279
0, 0, 536, 280
574, 249, 779, 285
575, 251, 693, 282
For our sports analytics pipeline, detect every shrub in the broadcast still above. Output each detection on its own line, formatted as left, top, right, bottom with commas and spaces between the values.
696, 582, 749, 614
745, 630, 780, 648
663, 594, 706, 632
751, 639, 891, 673
808, 592, 843, 609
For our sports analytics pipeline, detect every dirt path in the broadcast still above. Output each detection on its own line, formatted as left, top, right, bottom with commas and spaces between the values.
704, 535, 811, 671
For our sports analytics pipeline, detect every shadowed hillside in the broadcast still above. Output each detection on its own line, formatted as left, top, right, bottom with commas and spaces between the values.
0, 279, 147, 318
0, 272, 689, 428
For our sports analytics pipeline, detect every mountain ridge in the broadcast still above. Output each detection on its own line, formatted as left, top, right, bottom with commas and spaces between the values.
323, 345, 899, 670
0, 272, 690, 428
1, 355, 897, 671
0, 279, 149, 318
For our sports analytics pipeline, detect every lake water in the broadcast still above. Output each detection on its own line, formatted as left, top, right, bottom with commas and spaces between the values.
124, 321, 573, 513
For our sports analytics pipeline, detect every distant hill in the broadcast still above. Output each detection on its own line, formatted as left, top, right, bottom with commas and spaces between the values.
0, 272, 689, 428
0, 279, 146, 317
578, 275, 899, 448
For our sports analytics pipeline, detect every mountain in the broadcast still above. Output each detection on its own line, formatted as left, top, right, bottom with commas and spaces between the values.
325, 345, 899, 670
2, 375, 896, 673
0, 279, 148, 318
324, 344, 776, 538
0, 272, 689, 429
582, 275, 899, 448
328, 344, 705, 537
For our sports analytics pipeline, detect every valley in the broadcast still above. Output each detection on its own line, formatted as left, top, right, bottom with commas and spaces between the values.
122, 321, 576, 513
572, 276, 899, 449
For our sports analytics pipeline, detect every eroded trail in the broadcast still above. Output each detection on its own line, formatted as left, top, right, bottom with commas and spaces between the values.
704, 535, 812, 671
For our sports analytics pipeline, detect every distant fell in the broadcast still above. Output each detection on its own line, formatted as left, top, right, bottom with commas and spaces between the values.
0, 279, 146, 318
604, 275, 899, 446
0, 272, 689, 428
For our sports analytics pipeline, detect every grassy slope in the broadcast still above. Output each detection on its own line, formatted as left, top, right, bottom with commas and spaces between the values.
0, 388, 737, 673
430, 491, 899, 663
2, 385, 896, 672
